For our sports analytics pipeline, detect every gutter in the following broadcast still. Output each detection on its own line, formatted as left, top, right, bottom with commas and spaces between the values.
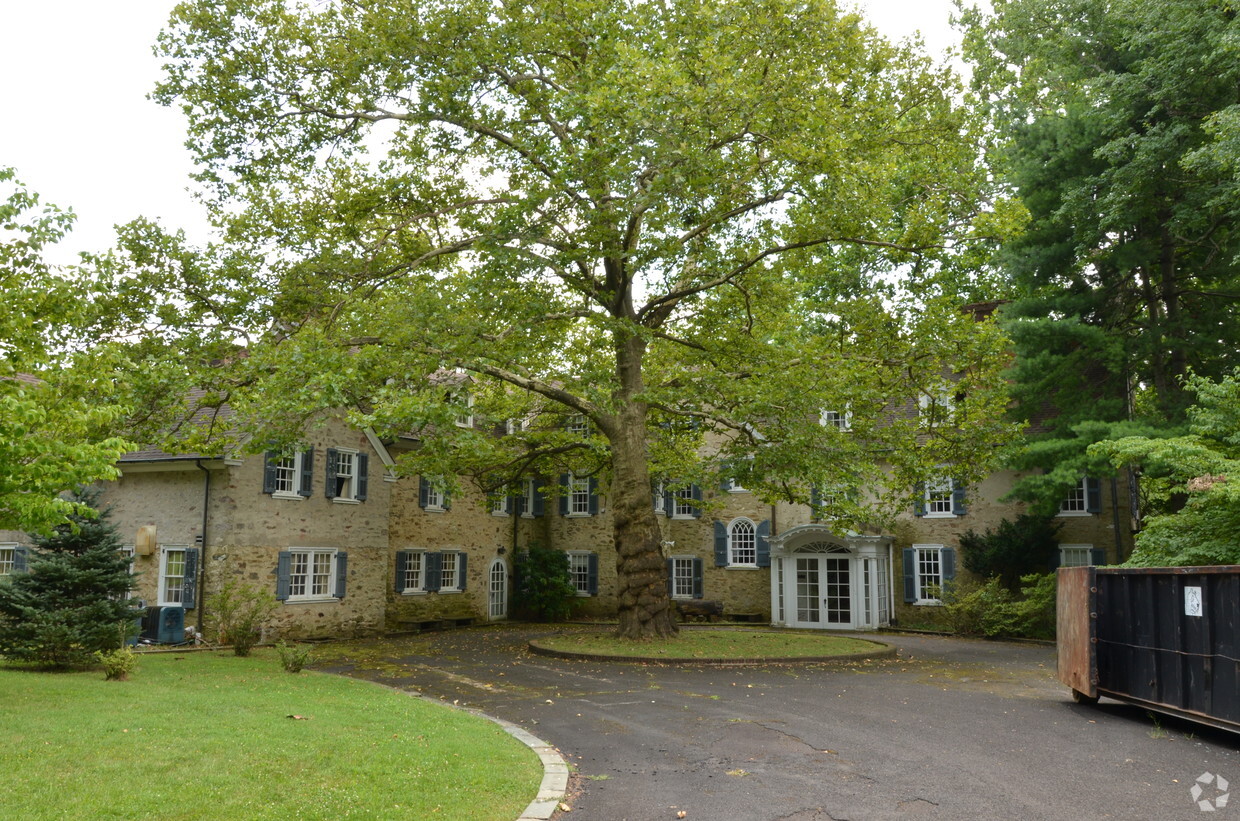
195, 459, 211, 638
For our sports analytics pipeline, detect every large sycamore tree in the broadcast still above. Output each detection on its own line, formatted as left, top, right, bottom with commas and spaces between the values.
147, 0, 1016, 637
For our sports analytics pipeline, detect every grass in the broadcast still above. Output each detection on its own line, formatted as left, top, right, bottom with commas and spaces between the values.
533, 628, 885, 659
0, 649, 540, 820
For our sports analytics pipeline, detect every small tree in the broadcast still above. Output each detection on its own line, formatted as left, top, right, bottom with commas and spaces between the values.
0, 490, 136, 668
512, 543, 576, 622
959, 513, 1061, 591
206, 578, 278, 656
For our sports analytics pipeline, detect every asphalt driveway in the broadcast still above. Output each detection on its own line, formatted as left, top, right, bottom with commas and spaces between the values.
317, 625, 1240, 820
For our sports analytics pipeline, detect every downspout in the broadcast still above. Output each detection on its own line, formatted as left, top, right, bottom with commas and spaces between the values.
195, 460, 210, 638
1110, 475, 1125, 563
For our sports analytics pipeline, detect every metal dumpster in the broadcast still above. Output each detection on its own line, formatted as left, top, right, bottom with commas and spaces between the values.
1057, 565, 1240, 733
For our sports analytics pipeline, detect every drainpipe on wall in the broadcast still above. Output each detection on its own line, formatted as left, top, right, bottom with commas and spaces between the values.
1110, 475, 1125, 563
770, 503, 777, 536
195, 460, 211, 638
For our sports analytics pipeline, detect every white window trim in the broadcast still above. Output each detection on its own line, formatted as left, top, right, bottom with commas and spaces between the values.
728, 517, 758, 568
567, 551, 593, 597
453, 392, 474, 428
819, 408, 852, 432
286, 547, 339, 603
158, 544, 191, 607
670, 555, 696, 600
566, 473, 591, 518
724, 478, 748, 494
911, 544, 946, 606
1059, 544, 1094, 568
923, 476, 955, 519
331, 447, 362, 504
653, 480, 667, 516
1058, 478, 1092, 517
401, 550, 427, 595
439, 551, 463, 593
424, 477, 447, 513
671, 487, 696, 520
566, 414, 590, 437
0, 543, 17, 577
491, 494, 510, 517
520, 478, 538, 518
271, 452, 307, 501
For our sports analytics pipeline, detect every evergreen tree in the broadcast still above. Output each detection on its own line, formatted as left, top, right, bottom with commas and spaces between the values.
0, 490, 137, 668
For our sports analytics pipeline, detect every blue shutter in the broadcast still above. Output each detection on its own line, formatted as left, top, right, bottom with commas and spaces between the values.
356, 453, 369, 501
419, 476, 429, 509
941, 547, 956, 583
810, 485, 822, 517
532, 483, 545, 517
666, 558, 674, 596
1086, 477, 1102, 514
12, 545, 28, 574
334, 551, 348, 599
182, 548, 199, 610
395, 551, 409, 593
425, 552, 443, 592
559, 474, 570, 516
587, 553, 599, 595
588, 477, 599, 515
692, 558, 704, 599
756, 520, 771, 568
298, 447, 314, 497
325, 448, 339, 498
913, 483, 925, 517
690, 484, 702, 518
262, 452, 277, 494
1048, 548, 1062, 572
951, 481, 967, 516
1090, 547, 1107, 566
442, 485, 451, 511
713, 520, 728, 567
276, 551, 292, 601
902, 547, 916, 603
664, 487, 674, 515
457, 552, 467, 590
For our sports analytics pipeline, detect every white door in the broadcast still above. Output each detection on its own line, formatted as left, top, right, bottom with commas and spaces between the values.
789, 555, 854, 629
488, 559, 508, 620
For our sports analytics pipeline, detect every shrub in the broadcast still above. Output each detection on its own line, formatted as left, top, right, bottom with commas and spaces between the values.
512, 542, 576, 621
206, 579, 278, 657
940, 572, 1058, 639
275, 641, 312, 673
960, 513, 1062, 591
95, 645, 139, 681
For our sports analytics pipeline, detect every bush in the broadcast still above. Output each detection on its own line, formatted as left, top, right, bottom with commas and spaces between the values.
940, 573, 1058, 639
95, 645, 139, 681
0, 491, 137, 668
206, 579, 278, 657
512, 542, 576, 621
275, 641, 312, 673
960, 513, 1062, 591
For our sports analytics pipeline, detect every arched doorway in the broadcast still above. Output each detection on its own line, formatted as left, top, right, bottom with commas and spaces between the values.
770, 526, 892, 630
488, 558, 508, 620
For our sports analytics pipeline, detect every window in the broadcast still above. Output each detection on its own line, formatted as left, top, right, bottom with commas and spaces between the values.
915, 476, 965, 518
566, 414, 590, 436
397, 551, 426, 593
326, 448, 368, 502
672, 485, 700, 519
491, 494, 510, 516
918, 388, 958, 424
559, 473, 597, 517
1059, 544, 1101, 567
903, 545, 956, 605
159, 546, 189, 606
0, 544, 17, 576
518, 478, 544, 517
419, 476, 450, 512
653, 480, 666, 515
452, 391, 474, 428
280, 548, 341, 602
723, 478, 747, 493
669, 556, 700, 600
264, 448, 313, 498
728, 519, 757, 566
1059, 477, 1100, 516
440, 551, 463, 592
567, 551, 598, 596
819, 409, 852, 431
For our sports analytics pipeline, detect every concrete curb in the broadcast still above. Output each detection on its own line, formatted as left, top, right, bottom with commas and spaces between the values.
527, 636, 897, 666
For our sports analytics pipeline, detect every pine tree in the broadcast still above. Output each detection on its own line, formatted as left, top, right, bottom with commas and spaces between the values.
0, 490, 137, 668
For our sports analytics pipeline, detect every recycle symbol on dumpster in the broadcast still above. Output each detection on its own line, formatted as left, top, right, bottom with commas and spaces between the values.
1192, 772, 1230, 812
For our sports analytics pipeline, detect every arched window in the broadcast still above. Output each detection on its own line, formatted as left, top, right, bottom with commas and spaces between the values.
729, 518, 756, 566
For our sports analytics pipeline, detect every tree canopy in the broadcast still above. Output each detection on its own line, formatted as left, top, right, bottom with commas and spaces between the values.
961, 0, 1240, 512
143, 0, 1019, 636
0, 170, 133, 534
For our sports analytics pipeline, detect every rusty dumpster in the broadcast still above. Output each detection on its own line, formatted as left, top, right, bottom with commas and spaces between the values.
1057, 565, 1240, 733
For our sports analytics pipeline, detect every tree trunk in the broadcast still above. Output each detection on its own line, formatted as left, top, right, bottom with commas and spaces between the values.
608, 331, 678, 639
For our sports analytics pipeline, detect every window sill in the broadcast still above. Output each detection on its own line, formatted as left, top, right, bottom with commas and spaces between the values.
1056, 511, 1093, 518
400, 589, 426, 596
565, 512, 592, 519
423, 506, 447, 514
671, 514, 696, 521
727, 564, 759, 570
520, 513, 537, 519
271, 492, 305, 501
913, 600, 943, 607
331, 497, 361, 505
284, 597, 340, 605
438, 588, 462, 595
573, 592, 592, 598
922, 512, 956, 519
491, 511, 510, 517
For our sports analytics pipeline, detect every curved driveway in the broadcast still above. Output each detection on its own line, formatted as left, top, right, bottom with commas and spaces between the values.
320, 626, 1239, 820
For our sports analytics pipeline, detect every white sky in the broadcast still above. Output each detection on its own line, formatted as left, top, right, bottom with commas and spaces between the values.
0, 0, 962, 263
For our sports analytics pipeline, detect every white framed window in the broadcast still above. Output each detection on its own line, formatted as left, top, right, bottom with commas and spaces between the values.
1059, 544, 1095, 567
0, 544, 16, 576
728, 518, 757, 566
287, 548, 337, 601
440, 551, 462, 591
566, 414, 590, 436
724, 478, 747, 493
670, 556, 696, 600
327, 447, 367, 502
568, 551, 594, 596
453, 391, 474, 428
492, 494, 510, 516
672, 486, 698, 519
420, 475, 449, 512
1059, 478, 1092, 516
567, 473, 591, 517
399, 550, 426, 594
911, 544, 946, 604
653, 480, 666, 515
266, 449, 311, 499
159, 545, 190, 606
924, 476, 955, 518
819, 408, 852, 431
519, 478, 541, 517
918, 387, 957, 423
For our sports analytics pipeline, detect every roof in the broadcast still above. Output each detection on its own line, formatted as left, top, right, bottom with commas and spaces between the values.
120, 389, 236, 463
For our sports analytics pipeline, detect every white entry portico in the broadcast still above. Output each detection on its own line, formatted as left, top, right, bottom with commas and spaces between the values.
769, 525, 893, 630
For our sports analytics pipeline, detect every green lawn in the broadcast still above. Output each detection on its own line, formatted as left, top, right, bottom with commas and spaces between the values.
533, 628, 887, 659
0, 649, 539, 820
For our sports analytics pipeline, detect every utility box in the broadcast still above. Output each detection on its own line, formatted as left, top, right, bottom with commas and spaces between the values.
1058, 565, 1240, 733
141, 606, 186, 644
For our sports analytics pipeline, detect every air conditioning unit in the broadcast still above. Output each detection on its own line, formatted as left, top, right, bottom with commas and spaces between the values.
141, 606, 186, 644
